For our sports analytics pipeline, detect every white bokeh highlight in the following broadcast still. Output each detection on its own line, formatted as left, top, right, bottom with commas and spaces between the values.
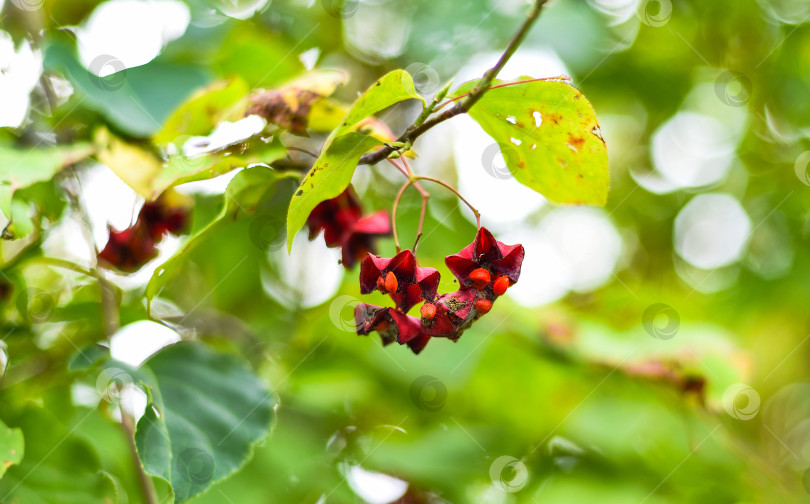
346, 465, 408, 504
110, 320, 181, 367
0, 30, 43, 128
500, 208, 623, 307
262, 232, 343, 309
76, 0, 190, 76
649, 112, 736, 191
674, 193, 751, 270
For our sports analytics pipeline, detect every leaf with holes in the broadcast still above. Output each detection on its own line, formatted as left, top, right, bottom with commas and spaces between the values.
286, 132, 383, 251
453, 77, 608, 205
146, 166, 298, 307
134, 342, 276, 503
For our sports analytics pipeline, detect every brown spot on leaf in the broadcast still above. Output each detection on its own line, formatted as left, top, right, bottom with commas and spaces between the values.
246, 88, 322, 136
546, 113, 562, 125
567, 132, 586, 151
296, 190, 303, 196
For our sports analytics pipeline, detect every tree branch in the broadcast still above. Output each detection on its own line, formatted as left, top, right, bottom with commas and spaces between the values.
358, 0, 548, 166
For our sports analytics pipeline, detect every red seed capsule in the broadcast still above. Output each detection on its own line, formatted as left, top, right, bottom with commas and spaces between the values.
384, 271, 398, 293
420, 302, 436, 321
468, 268, 491, 290
375, 320, 390, 332
493, 276, 510, 296
474, 299, 492, 314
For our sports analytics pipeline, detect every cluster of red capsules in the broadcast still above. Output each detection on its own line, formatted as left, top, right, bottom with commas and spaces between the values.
98, 194, 189, 272
353, 227, 524, 354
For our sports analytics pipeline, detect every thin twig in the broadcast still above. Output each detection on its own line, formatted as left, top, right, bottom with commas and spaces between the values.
358, 0, 548, 166
391, 180, 414, 253
436, 75, 571, 109
413, 175, 480, 227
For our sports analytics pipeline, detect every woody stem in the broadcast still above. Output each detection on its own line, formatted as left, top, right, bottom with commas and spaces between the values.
412, 175, 481, 228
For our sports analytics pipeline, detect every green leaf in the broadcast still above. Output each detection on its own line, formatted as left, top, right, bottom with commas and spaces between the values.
152, 136, 287, 199
0, 419, 23, 479
0, 143, 95, 238
154, 78, 251, 146
0, 407, 116, 503
336, 70, 425, 137
453, 78, 609, 205
44, 39, 210, 138
146, 166, 297, 306
0, 143, 95, 213
134, 342, 276, 503
285, 132, 383, 251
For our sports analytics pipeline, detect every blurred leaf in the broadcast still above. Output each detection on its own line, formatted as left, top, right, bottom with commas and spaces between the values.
155, 136, 287, 199
0, 143, 94, 238
44, 40, 210, 138
93, 128, 162, 199
285, 132, 382, 251
212, 28, 305, 89
0, 419, 23, 479
134, 342, 276, 503
146, 166, 297, 306
453, 78, 609, 205
95, 129, 286, 200
67, 344, 110, 373
0, 406, 116, 503
154, 78, 251, 146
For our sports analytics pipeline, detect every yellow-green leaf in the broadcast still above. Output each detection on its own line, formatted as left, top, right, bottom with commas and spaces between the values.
453, 77, 609, 205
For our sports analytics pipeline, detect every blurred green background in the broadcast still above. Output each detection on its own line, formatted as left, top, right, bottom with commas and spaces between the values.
2, 0, 810, 502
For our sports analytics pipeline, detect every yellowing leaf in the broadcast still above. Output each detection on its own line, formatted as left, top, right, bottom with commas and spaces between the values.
454, 77, 609, 205
245, 70, 348, 135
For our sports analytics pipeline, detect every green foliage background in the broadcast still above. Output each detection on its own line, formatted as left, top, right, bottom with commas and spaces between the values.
1, 0, 810, 502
